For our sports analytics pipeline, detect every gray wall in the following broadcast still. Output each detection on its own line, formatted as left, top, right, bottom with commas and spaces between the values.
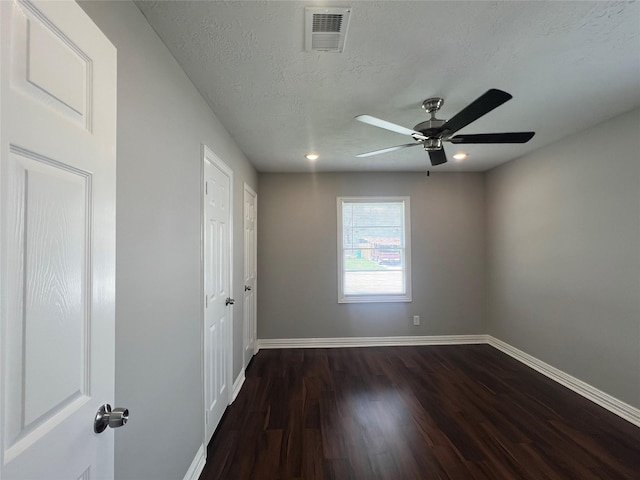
71, 5, 640, 477
258, 172, 485, 339
486, 108, 640, 409
79, 2, 258, 479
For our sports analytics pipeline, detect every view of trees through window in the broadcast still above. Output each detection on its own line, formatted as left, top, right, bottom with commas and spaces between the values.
339, 198, 409, 300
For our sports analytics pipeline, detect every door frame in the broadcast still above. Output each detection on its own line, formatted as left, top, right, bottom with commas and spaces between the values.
200, 144, 234, 447
243, 183, 257, 368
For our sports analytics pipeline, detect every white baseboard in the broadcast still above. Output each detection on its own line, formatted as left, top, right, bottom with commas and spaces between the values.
182, 443, 206, 480
257, 334, 487, 349
231, 370, 245, 402
256, 334, 640, 428
487, 336, 640, 428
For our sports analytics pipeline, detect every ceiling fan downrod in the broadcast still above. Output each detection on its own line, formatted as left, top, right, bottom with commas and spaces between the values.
413, 96, 446, 138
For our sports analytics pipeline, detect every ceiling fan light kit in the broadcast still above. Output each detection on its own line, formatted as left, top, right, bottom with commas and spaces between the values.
355, 89, 535, 167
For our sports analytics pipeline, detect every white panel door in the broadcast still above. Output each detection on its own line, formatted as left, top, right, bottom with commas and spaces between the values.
243, 184, 257, 367
0, 1, 116, 479
203, 146, 232, 445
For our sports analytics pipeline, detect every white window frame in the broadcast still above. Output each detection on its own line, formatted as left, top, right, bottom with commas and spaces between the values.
337, 196, 412, 303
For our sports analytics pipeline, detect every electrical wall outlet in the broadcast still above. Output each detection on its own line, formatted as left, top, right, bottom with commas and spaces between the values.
413, 315, 420, 326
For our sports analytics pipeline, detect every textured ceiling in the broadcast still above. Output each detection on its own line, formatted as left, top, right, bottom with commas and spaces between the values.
135, 1, 640, 172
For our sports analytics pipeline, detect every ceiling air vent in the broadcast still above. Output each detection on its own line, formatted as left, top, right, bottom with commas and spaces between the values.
305, 7, 351, 52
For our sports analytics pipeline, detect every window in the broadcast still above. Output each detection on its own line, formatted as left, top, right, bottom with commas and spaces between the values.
337, 197, 411, 303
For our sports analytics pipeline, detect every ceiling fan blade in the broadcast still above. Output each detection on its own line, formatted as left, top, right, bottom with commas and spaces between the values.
448, 132, 535, 144
437, 89, 513, 136
428, 149, 447, 166
356, 143, 421, 158
355, 115, 423, 137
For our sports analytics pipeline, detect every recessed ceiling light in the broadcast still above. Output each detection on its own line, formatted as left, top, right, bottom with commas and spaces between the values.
305, 153, 319, 161
453, 152, 467, 161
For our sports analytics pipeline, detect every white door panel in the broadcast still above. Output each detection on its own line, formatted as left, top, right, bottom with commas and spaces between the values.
203, 146, 232, 445
1, 1, 116, 478
243, 185, 257, 367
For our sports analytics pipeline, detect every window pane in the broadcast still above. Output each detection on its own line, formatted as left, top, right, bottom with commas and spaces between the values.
342, 202, 405, 249
338, 197, 410, 302
343, 270, 405, 295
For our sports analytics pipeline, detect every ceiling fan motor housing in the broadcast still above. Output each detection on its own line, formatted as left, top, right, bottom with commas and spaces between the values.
413, 118, 446, 137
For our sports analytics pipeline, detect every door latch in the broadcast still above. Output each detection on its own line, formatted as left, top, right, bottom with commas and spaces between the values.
225, 297, 235, 306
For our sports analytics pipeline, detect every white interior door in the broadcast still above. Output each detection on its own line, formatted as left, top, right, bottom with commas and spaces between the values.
0, 1, 116, 479
202, 146, 233, 445
243, 184, 257, 367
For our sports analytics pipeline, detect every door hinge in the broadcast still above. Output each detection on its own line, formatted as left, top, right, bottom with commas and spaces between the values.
205, 296, 208, 308
205, 181, 208, 195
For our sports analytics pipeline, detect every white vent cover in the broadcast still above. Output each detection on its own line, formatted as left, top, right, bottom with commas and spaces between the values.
305, 7, 351, 52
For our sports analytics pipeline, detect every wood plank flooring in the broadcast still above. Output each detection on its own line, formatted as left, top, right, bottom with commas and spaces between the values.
199, 345, 640, 479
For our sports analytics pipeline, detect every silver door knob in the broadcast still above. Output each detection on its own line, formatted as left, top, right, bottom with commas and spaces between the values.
94, 404, 129, 434
225, 297, 235, 306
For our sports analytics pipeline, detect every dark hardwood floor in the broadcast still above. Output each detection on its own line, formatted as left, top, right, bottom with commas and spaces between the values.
199, 345, 640, 479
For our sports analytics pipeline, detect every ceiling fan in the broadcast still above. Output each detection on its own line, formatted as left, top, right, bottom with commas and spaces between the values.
355, 89, 535, 166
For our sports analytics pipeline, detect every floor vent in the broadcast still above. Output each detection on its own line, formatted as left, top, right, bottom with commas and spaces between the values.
305, 7, 351, 52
